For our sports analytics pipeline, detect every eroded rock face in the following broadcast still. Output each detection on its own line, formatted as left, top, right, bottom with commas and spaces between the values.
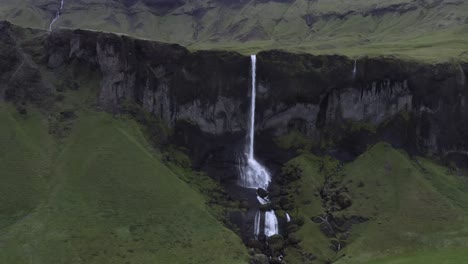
2, 21, 468, 166
255, 50, 468, 159
45, 28, 250, 135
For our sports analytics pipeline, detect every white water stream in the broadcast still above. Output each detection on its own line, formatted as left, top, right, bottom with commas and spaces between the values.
353, 59, 357, 78
49, 0, 65, 31
239, 55, 279, 238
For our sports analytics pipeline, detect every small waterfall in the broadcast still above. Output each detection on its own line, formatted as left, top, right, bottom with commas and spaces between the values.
49, 0, 65, 31
352, 59, 357, 78
239, 55, 279, 238
285, 212, 291, 222
254, 211, 261, 236
264, 211, 279, 237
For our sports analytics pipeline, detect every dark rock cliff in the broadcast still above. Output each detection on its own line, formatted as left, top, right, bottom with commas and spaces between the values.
1, 21, 468, 172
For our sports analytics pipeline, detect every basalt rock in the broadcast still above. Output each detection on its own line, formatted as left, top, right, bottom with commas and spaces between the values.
2, 21, 468, 171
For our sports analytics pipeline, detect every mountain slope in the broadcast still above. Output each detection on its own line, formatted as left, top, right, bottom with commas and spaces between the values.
279, 143, 468, 263
0, 104, 248, 264
1, 0, 467, 61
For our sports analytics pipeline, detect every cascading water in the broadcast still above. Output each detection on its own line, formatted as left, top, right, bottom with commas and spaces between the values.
49, 0, 65, 31
239, 55, 279, 238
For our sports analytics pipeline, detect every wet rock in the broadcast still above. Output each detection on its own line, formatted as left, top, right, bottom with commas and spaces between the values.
257, 188, 269, 198
259, 203, 272, 211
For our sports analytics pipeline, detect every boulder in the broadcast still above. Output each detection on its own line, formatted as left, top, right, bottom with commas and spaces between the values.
257, 188, 269, 198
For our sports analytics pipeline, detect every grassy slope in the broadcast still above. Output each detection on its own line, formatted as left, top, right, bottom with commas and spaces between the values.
337, 143, 468, 264
0, 104, 248, 264
0, 104, 54, 229
283, 154, 337, 263
283, 143, 468, 264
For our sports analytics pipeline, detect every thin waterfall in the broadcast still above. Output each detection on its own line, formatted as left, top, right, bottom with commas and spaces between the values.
239, 55, 271, 190
353, 59, 357, 78
254, 211, 261, 236
49, 0, 65, 31
239, 55, 279, 238
248, 55, 256, 159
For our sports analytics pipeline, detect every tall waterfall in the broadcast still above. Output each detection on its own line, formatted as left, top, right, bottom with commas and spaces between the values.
49, 0, 65, 31
240, 55, 279, 238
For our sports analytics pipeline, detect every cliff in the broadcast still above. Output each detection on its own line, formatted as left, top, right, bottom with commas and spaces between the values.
1, 21, 468, 171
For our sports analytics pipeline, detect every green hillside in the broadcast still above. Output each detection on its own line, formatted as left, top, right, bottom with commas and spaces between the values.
0, 104, 248, 264
1, 0, 467, 61
280, 143, 468, 263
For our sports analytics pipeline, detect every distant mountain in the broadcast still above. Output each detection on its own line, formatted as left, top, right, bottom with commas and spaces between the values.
1, 0, 467, 60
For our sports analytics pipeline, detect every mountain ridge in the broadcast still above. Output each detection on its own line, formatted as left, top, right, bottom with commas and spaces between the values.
1, 0, 467, 61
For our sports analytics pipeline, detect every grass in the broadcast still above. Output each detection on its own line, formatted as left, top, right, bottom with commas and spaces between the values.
362, 248, 468, 264
0, 104, 248, 264
335, 143, 468, 263
0, 104, 54, 229
281, 153, 335, 263
1, 0, 467, 62
279, 143, 468, 263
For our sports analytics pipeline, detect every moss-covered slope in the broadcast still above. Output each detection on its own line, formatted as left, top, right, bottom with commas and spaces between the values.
275, 143, 468, 263
0, 104, 248, 264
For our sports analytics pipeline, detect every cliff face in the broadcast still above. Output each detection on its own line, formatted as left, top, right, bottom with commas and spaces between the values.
256, 52, 468, 158
46, 28, 251, 135
2, 21, 468, 169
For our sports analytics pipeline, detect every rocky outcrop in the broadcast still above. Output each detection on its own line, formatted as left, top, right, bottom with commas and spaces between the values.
0, 22, 51, 103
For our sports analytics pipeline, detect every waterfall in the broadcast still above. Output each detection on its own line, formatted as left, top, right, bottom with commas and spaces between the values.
49, 0, 65, 31
352, 59, 357, 78
239, 55, 279, 238
248, 55, 256, 160
239, 55, 271, 190
264, 211, 279, 237
285, 212, 291, 222
254, 211, 261, 236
